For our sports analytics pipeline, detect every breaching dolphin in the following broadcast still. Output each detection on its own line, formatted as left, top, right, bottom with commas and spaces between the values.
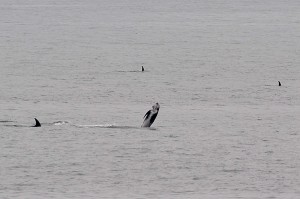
141, 103, 160, 127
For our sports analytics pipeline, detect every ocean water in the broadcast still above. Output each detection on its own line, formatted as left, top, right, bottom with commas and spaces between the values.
1, 0, 300, 198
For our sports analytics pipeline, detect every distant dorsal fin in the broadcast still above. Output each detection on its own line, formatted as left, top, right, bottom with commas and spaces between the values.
278, 81, 281, 86
142, 66, 144, 72
33, 118, 41, 127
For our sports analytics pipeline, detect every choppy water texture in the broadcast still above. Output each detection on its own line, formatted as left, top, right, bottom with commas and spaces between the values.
1, 0, 300, 198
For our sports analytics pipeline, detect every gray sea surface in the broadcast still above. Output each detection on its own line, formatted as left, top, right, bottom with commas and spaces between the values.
1, 0, 300, 198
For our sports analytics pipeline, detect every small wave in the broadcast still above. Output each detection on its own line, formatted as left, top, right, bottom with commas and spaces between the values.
0, 120, 14, 123
76, 124, 116, 128
116, 70, 144, 73
52, 121, 70, 126
222, 169, 244, 173
3, 124, 31, 127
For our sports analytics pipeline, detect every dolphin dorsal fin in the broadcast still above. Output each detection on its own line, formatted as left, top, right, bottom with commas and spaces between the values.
34, 118, 41, 127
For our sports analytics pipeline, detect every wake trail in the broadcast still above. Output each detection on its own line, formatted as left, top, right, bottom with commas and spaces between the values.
1, 120, 157, 130
74, 124, 141, 129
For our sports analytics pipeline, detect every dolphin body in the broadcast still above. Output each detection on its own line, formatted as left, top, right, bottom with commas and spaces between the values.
141, 103, 160, 127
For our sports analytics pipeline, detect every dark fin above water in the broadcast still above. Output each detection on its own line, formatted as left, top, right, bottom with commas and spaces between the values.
142, 66, 144, 72
278, 81, 281, 86
33, 118, 41, 127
